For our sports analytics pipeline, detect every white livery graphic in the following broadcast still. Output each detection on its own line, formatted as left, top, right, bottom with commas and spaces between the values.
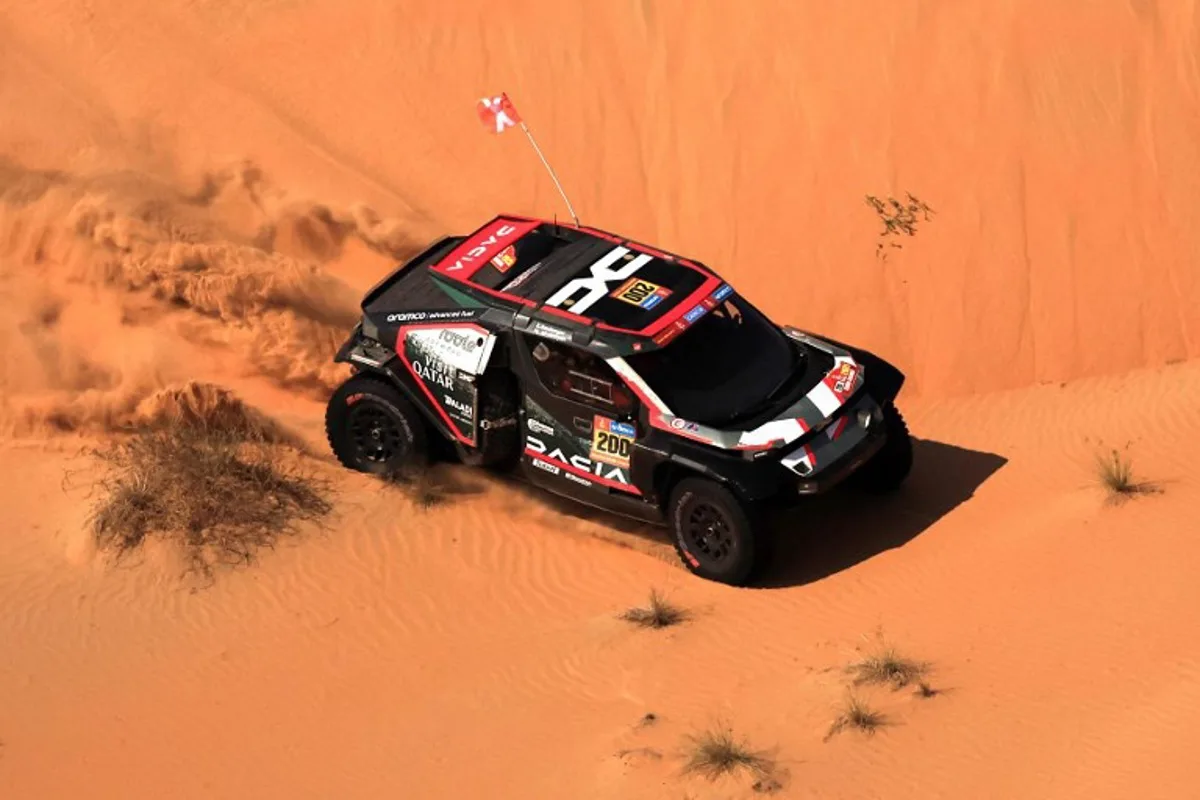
404, 325, 497, 376
544, 246, 653, 315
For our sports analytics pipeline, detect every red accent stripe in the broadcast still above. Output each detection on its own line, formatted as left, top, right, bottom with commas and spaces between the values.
640, 275, 723, 336
803, 444, 816, 466
523, 448, 642, 495
430, 214, 726, 340
431, 217, 540, 279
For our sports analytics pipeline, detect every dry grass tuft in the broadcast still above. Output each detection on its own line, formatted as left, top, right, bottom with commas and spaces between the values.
866, 192, 935, 260
88, 419, 331, 576
1096, 446, 1161, 503
681, 724, 774, 782
849, 641, 929, 690
825, 694, 887, 741
620, 589, 689, 629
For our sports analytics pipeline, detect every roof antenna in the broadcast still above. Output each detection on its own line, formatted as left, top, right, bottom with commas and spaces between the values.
477, 92, 581, 226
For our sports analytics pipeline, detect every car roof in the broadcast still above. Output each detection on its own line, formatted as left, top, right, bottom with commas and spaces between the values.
427, 214, 730, 347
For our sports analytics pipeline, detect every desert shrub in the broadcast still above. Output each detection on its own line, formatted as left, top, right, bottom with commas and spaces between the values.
89, 420, 331, 575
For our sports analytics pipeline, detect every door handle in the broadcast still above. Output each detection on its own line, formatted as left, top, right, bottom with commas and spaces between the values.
572, 416, 592, 434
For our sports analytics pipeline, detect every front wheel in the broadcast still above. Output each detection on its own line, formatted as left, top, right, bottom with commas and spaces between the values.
668, 478, 764, 586
326, 375, 429, 476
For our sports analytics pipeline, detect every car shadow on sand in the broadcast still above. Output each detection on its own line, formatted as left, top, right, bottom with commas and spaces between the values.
488, 437, 1006, 588
756, 437, 1008, 588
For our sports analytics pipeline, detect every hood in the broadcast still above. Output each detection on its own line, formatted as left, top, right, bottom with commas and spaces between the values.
648, 328, 867, 451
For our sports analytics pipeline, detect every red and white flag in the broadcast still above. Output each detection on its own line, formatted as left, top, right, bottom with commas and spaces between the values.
476, 92, 521, 134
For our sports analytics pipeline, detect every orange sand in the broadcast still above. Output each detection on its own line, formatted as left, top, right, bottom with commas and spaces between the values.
2, 1, 1199, 798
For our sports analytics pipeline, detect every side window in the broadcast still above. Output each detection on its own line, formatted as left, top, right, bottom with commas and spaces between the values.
526, 338, 637, 415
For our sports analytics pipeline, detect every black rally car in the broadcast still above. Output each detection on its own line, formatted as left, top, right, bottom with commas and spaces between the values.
325, 214, 913, 585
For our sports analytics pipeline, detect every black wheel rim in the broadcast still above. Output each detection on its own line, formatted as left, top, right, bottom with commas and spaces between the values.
683, 501, 736, 566
347, 403, 407, 465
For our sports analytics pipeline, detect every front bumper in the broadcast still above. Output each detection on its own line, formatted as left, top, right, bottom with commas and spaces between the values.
783, 393, 888, 495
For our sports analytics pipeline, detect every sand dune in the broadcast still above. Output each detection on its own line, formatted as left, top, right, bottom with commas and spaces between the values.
2, 1, 1199, 798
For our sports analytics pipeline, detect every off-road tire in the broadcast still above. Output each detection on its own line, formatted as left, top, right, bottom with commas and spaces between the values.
668, 478, 763, 586
326, 375, 429, 476
849, 401, 913, 494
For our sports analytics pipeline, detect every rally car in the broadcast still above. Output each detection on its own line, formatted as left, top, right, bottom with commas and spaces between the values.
324, 214, 913, 585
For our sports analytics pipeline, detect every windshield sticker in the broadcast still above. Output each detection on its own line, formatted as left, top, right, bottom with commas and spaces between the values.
590, 415, 635, 468
712, 284, 734, 302
683, 304, 707, 324
611, 276, 671, 310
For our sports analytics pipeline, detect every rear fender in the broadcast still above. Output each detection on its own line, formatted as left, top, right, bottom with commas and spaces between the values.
336, 338, 460, 444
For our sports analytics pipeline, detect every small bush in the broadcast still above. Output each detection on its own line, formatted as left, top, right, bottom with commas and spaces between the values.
88, 422, 331, 576
682, 724, 774, 781
1096, 447, 1160, 503
825, 694, 887, 741
866, 192, 935, 259
849, 643, 929, 690
620, 589, 689, 629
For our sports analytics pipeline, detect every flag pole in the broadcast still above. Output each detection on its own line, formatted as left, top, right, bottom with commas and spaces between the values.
518, 120, 580, 227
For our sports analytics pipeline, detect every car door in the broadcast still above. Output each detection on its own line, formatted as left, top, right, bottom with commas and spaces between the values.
513, 332, 645, 500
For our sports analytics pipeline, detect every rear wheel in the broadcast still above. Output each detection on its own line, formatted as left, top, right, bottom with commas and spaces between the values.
850, 401, 913, 493
326, 375, 428, 476
668, 478, 764, 586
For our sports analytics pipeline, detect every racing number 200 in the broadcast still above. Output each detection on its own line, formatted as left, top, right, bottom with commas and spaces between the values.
619, 280, 657, 304
593, 429, 632, 464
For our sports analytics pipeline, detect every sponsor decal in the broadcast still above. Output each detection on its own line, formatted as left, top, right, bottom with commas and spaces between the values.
829, 361, 860, 396
526, 434, 632, 487
438, 328, 481, 353
530, 321, 571, 342
683, 304, 707, 324
403, 328, 486, 443
544, 246, 653, 315
412, 356, 454, 389
490, 244, 518, 272
712, 283, 734, 302
385, 309, 479, 323
562, 471, 592, 487
442, 393, 474, 425
611, 420, 637, 437
669, 417, 700, 433
526, 418, 554, 436
590, 415, 635, 468
445, 222, 520, 272
501, 261, 542, 292
405, 326, 494, 375
531, 458, 561, 475
611, 276, 671, 310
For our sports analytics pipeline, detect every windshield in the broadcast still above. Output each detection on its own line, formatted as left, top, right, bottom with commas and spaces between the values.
624, 294, 797, 426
